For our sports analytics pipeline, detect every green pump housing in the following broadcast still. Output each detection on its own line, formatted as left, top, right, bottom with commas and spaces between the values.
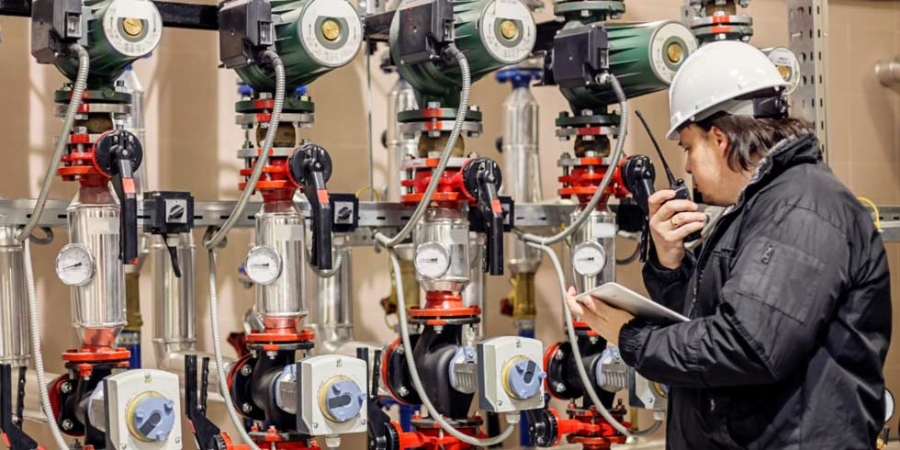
55, 0, 162, 88
234, 0, 363, 92
389, 0, 537, 108
558, 20, 698, 112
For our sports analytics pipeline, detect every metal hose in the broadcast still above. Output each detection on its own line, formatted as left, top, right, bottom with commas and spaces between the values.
24, 240, 70, 450
204, 50, 286, 250
17, 44, 90, 243
375, 47, 471, 248
529, 242, 632, 437
207, 248, 261, 450
528, 241, 663, 440
514, 74, 629, 246
388, 250, 517, 447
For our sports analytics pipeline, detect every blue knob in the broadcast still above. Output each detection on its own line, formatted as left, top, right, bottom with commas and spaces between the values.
237, 84, 253, 97
507, 359, 545, 400
130, 396, 176, 442
495, 68, 542, 89
295, 86, 308, 97
324, 379, 365, 423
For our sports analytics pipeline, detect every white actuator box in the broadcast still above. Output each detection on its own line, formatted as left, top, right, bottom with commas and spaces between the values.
105, 369, 182, 450
296, 355, 368, 437
477, 336, 546, 413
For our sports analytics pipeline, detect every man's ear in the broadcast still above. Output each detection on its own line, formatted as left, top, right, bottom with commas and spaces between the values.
709, 126, 729, 156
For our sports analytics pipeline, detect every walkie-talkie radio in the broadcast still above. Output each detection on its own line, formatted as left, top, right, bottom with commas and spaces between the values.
622, 110, 702, 261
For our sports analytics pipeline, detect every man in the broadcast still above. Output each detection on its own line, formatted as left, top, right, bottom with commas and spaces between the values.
567, 40, 891, 448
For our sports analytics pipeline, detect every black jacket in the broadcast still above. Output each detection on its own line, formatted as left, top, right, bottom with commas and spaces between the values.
618, 134, 892, 449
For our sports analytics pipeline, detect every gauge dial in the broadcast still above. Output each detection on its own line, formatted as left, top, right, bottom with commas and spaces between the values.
414, 242, 451, 279
244, 246, 283, 285
572, 242, 607, 277
56, 244, 95, 286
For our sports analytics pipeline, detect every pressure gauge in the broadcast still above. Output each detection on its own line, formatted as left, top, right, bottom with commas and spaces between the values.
414, 242, 451, 279
55, 244, 95, 286
572, 242, 607, 277
244, 246, 283, 285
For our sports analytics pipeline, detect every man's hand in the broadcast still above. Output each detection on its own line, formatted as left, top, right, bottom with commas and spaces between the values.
566, 287, 635, 347
648, 190, 706, 269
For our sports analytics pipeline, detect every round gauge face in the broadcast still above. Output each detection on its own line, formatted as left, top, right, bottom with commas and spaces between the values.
244, 246, 283, 285
481, 0, 537, 65
764, 47, 802, 95
300, 0, 363, 68
572, 242, 607, 277
414, 242, 451, 279
56, 244, 95, 286
103, 0, 163, 58
885, 389, 895, 424
649, 21, 699, 84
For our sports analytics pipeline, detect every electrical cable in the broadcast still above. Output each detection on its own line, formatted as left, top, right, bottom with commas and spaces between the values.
204, 50, 285, 250
513, 74, 629, 247
207, 248, 261, 450
18, 44, 90, 243
857, 197, 882, 230
528, 242, 663, 440
388, 249, 516, 447
204, 50, 288, 450
24, 240, 70, 450
375, 47, 471, 249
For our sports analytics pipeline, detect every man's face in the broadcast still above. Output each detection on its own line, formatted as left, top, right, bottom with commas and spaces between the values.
678, 124, 731, 206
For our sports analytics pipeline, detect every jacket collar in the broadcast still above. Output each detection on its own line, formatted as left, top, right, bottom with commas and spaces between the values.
736, 132, 821, 207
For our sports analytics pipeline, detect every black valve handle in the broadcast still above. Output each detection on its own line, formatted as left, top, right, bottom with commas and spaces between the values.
185, 355, 231, 450
290, 144, 334, 270
620, 155, 656, 217
463, 157, 504, 276
95, 131, 143, 265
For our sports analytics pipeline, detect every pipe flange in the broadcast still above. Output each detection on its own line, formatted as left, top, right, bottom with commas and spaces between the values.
235, 112, 316, 127
236, 147, 296, 159
399, 121, 484, 139
54, 103, 133, 117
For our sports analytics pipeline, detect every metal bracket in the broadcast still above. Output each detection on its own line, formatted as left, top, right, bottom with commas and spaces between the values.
788, 0, 829, 162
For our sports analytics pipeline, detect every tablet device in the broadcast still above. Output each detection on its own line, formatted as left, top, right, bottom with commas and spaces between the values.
575, 282, 690, 324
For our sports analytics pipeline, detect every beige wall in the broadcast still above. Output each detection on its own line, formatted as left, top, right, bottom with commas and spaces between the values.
1, 0, 898, 447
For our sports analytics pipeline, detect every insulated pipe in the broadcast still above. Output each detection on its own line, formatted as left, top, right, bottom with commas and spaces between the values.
152, 233, 228, 403
385, 76, 419, 202
68, 185, 127, 349
0, 226, 30, 368
310, 246, 354, 353
152, 233, 196, 357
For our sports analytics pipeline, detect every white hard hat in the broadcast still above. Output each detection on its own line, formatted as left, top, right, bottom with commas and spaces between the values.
666, 41, 791, 140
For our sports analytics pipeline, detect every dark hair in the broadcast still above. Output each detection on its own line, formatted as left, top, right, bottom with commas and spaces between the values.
694, 113, 814, 172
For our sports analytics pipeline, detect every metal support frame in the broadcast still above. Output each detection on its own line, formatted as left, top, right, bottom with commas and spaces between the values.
0, 198, 576, 243
788, 0, 829, 162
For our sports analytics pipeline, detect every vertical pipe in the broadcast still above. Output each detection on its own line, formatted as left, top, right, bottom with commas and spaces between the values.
120, 65, 147, 367
68, 186, 126, 349
386, 77, 419, 202
255, 200, 308, 329
462, 233, 485, 342
310, 246, 354, 353
571, 209, 617, 291
152, 233, 196, 359
0, 226, 30, 368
